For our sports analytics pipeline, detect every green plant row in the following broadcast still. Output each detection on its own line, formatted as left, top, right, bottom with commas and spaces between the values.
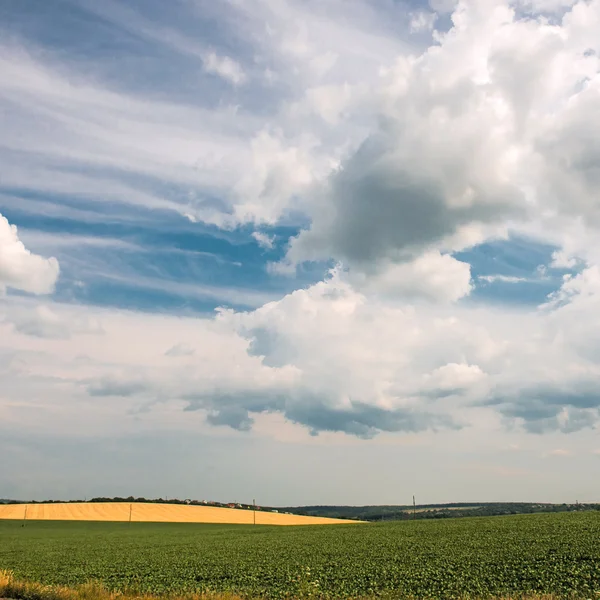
1, 512, 599, 599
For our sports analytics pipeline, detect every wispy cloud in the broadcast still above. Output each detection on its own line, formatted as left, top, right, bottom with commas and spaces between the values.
478, 275, 529, 284
252, 231, 275, 250
546, 449, 574, 457
203, 52, 247, 85
409, 11, 437, 33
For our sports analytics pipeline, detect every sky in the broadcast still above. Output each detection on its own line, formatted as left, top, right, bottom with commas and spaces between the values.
1, 0, 600, 506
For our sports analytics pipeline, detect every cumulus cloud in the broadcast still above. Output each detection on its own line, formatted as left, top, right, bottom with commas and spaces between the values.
3, 250, 600, 441
0, 214, 59, 295
4, 305, 102, 339
410, 11, 438, 33
517, 0, 577, 13
273, 0, 600, 304
344, 252, 473, 302
424, 363, 487, 396
215, 264, 600, 435
231, 130, 324, 225
165, 343, 195, 357
486, 385, 600, 433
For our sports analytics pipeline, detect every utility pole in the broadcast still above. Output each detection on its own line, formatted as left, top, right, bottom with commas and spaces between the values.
253, 499, 256, 525
413, 495, 416, 520
22, 504, 28, 527
129, 503, 133, 524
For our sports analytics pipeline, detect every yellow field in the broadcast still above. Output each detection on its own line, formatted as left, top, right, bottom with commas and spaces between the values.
0, 502, 355, 526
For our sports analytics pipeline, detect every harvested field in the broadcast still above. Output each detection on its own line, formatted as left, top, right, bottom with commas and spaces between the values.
0, 502, 353, 526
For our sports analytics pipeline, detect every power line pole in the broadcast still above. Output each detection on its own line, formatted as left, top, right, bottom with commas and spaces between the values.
22, 504, 28, 527
253, 499, 256, 525
413, 495, 416, 520
129, 503, 133, 524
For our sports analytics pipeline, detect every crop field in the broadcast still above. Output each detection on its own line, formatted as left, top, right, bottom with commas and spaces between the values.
1, 512, 599, 599
0, 502, 351, 526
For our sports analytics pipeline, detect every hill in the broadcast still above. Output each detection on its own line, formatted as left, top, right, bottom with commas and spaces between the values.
280, 501, 600, 521
0, 502, 356, 526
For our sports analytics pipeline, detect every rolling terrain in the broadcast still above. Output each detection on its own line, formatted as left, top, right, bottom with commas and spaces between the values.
0, 502, 353, 526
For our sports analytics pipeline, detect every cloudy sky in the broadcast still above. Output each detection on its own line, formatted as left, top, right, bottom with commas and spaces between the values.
2, 0, 600, 506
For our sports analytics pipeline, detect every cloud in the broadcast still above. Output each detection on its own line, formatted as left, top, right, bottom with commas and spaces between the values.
0, 0, 410, 231
202, 52, 247, 86
3, 249, 600, 443
485, 381, 600, 434
547, 448, 574, 457
4, 305, 103, 340
479, 275, 528, 284
410, 11, 438, 33
302, 83, 356, 124
429, 0, 459, 14
231, 129, 322, 225
272, 0, 600, 305
424, 363, 487, 396
165, 343, 196, 357
550, 250, 578, 269
0, 213, 60, 295
87, 377, 149, 398
6, 0, 600, 452
252, 231, 275, 250
344, 252, 473, 303
517, 0, 577, 13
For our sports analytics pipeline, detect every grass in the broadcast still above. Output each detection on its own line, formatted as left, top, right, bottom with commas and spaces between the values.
0, 570, 583, 600
0, 570, 244, 600
1, 513, 599, 599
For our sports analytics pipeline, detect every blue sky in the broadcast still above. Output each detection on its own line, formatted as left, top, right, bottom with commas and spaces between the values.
1, 0, 600, 505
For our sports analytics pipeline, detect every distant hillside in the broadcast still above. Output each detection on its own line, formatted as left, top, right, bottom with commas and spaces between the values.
279, 502, 600, 521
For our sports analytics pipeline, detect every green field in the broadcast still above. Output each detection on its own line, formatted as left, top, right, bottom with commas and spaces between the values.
1, 512, 600, 599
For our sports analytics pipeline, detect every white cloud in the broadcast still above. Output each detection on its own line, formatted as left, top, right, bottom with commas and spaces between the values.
202, 52, 247, 86
547, 448, 573, 457
3, 247, 600, 446
517, 0, 577, 13
425, 363, 487, 392
165, 343, 196, 357
410, 11, 438, 33
275, 0, 600, 304
550, 250, 578, 269
252, 231, 275, 250
303, 83, 355, 124
231, 130, 322, 225
0, 213, 59, 295
4, 305, 102, 340
345, 252, 473, 303
479, 274, 527, 284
